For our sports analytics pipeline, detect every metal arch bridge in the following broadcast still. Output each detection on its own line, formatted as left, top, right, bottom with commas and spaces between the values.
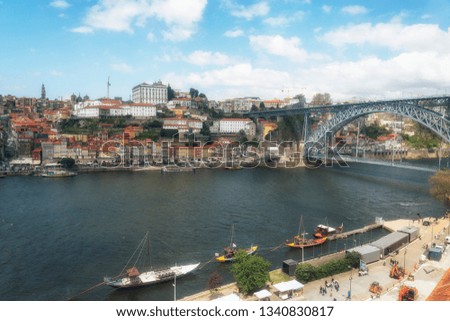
244, 96, 450, 143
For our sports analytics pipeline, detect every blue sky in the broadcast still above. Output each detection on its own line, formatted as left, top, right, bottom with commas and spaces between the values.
1, 0, 450, 102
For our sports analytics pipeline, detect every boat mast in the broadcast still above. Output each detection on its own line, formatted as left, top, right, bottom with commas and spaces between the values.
299, 216, 305, 263
230, 224, 235, 248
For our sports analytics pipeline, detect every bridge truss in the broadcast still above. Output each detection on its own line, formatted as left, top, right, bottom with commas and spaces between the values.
245, 96, 450, 143
308, 99, 450, 143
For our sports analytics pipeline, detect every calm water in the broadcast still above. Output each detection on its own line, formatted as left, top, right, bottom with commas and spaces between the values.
0, 163, 447, 300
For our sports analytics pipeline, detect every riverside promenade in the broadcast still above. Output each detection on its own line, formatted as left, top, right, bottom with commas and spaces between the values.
182, 216, 450, 301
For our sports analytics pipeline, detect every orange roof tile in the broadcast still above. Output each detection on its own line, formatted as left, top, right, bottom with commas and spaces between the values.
427, 268, 450, 301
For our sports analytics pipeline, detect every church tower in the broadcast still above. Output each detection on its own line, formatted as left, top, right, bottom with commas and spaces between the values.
41, 84, 46, 100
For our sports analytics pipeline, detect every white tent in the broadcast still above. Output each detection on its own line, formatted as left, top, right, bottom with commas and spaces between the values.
273, 280, 304, 293
254, 289, 272, 300
212, 293, 241, 301
273, 280, 304, 299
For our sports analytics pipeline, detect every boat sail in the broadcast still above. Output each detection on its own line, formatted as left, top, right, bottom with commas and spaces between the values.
286, 216, 327, 249
104, 232, 200, 289
215, 225, 258, 262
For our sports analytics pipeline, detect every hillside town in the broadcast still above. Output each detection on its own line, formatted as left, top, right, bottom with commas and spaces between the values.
0, 81, 447, 175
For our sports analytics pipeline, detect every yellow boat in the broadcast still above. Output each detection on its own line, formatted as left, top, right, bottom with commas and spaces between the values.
215, 225, 258, 262
215, 245, 258, 263
286, 215, 328, 249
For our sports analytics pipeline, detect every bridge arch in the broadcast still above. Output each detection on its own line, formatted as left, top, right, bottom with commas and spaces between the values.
307, 101, 450, 143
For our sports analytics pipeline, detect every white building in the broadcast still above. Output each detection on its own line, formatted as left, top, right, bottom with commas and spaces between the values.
211, 118, 256, 136
117, 103, 157, 119
73, 100, 156, 119
132, 81, 168, 105
163, 117, 203, 133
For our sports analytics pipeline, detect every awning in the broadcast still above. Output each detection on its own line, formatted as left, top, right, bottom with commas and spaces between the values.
273, 280, 304, 293
212, 293, 241, 301
254, 289, 272, 300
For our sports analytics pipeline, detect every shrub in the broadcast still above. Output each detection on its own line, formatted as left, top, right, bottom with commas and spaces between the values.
295, 252, 362, 283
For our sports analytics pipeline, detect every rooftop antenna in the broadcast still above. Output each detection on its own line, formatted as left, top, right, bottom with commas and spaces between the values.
107, 76, 111, 99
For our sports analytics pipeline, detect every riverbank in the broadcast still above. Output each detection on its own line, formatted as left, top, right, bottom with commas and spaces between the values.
181, 216, 450, 301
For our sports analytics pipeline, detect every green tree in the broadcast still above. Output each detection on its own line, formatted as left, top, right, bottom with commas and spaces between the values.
189, 88, 199, 98
200, 122, 211, 137
362, 123, 390, 139
59, 157, 75, 169
310, 93, 332, 106
208, 272, 223, 292
293, 94, 307, 108
167, 84, 176, 101
237, 129, 248, 144
144, 120, 163, 129
230, 250, 271, 295
275, 115, 304, 141
402, 123, 440, 149
160, 129, 178, 138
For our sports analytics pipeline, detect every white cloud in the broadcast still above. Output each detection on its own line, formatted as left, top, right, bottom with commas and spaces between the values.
111, 63, 134, 73
72, 0, 207, 41
322, 5, 332, 13
167, 63, 291, 99
341, 5, 368, 15
185, 51, 234, 66
224, 28, 244, 38
263, 16, 290, 27
249, 35, 308, 62
321, 21, 450, 53
149, 0, 207, 41
50, 0, 70, 9
302, 52, 450, 100
223, 0, 270, 20
263, 12, 304, 27
70, 26, 93, 33
146, 32, 155, 41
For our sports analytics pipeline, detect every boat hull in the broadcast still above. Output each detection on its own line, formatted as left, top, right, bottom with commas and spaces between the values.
104, 263, 200, 289
285, 237, 327, 249
215, 245, 258, 262
314, 224, 343, 238
41, 171, 77, 177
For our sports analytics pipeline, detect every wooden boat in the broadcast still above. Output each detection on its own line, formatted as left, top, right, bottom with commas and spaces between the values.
286, 235, 327, 249
104, 232, 200, 289
215, 225, 258, 262
314, 223, 343, 238
286, 216, 327, 249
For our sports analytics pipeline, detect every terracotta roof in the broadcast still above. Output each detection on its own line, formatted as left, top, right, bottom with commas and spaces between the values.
427, 268, 450, 301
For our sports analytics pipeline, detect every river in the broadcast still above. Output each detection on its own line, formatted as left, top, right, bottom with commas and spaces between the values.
0, 162, 447, 300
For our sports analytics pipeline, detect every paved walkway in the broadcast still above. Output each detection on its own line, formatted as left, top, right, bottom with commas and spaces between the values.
182, 216, 450, 302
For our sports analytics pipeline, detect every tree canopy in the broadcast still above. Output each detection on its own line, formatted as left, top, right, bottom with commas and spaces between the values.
189, 88, 199, 98
310, 93, 332, 106
230, 250, 271, 295
59, 157, 75, 169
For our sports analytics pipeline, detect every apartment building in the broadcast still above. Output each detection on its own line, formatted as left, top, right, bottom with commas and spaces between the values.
132, 81, 168, 105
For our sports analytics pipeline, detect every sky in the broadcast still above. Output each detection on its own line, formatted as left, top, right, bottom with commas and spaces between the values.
1, 0, 450, 102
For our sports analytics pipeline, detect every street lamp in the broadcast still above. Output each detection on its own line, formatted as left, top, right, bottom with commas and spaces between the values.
403, 247, 407, 272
